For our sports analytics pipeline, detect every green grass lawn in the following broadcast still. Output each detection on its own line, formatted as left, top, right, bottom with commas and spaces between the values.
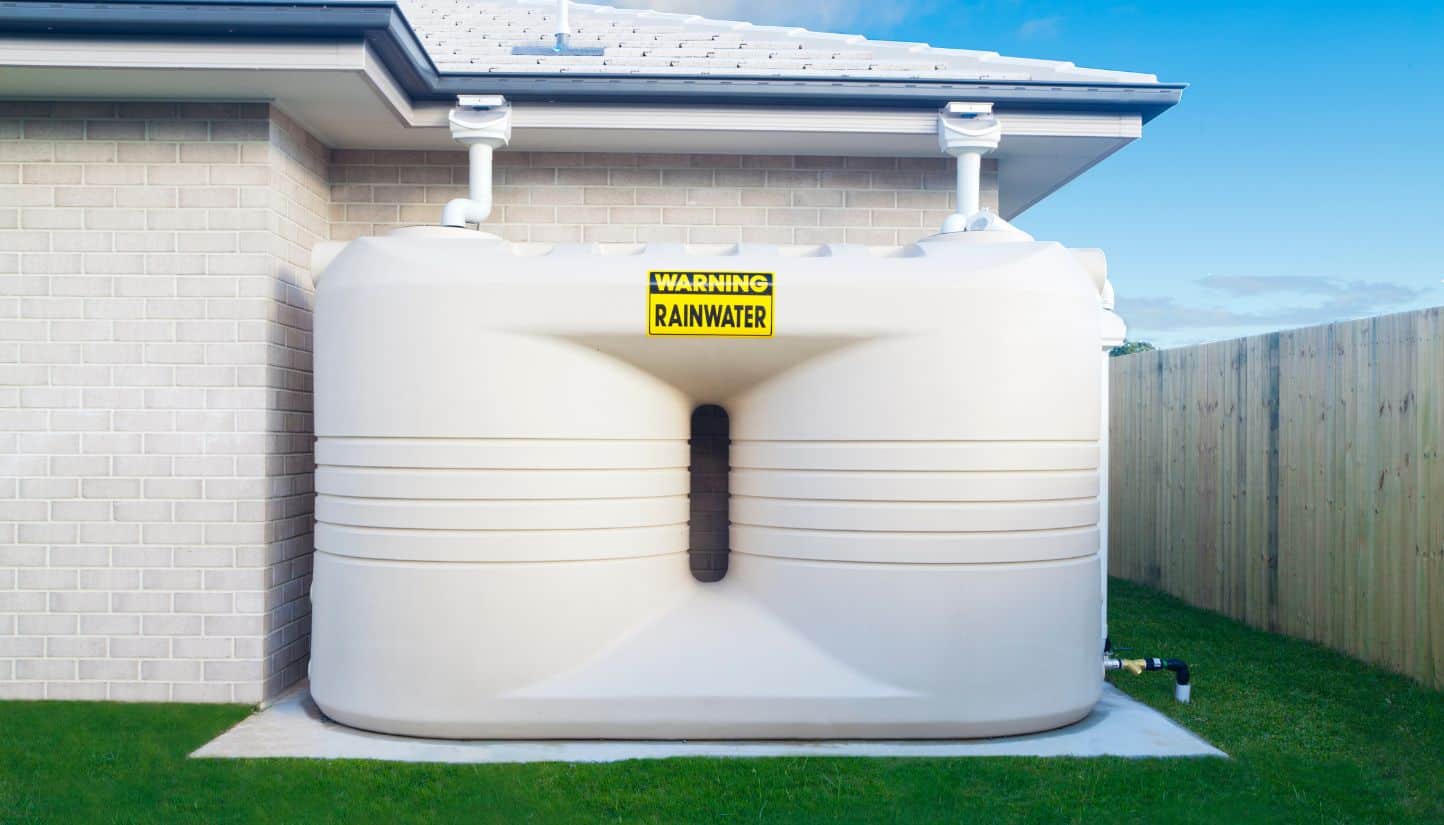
2, 578, 1442, 824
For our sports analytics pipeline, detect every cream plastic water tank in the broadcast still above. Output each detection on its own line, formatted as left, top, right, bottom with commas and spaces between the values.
308, 227, 1108, 739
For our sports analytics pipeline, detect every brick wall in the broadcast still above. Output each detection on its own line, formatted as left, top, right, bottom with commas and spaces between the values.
4, 100, 1002, 704
0, 101, 322, 703
255, 111, 326, 698
331, 150, 998, 245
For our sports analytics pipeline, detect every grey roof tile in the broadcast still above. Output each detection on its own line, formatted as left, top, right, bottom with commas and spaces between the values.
399, 0, 1158, 83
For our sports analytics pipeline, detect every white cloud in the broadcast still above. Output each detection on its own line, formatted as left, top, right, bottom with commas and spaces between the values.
585, 0, 920, 31
1118, 276, 1436, 348
1017, 15, 1061, 39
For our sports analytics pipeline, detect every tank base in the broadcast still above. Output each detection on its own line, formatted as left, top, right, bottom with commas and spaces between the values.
309, 550, 1102, 740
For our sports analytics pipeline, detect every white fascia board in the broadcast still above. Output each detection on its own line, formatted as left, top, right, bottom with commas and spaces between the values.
0, 35, 364, 71
399, 102, 1142, 143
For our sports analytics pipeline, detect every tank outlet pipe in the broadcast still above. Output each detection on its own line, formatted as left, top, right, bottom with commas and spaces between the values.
440, 96, 513, 229
1105, 656, 1192, 703
937, 101, 1003, 234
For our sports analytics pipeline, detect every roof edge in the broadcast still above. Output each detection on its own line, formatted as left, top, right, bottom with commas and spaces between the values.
0, 0, 1184, 122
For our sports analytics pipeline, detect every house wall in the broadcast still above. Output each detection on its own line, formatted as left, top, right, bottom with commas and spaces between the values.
331, 150, 997, 246
3, 100, 999, 704
0, 101, 324, 703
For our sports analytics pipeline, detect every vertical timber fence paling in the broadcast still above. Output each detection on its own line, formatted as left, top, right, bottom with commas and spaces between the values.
1108, 307, 1444, 690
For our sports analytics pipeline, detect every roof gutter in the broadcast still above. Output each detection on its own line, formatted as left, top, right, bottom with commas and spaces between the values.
0, 0, 1185, 122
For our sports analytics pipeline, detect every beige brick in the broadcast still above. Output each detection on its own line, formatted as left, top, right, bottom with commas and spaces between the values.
582, 224, 636, 243
555, 206, 610, 225
634, 188, 685, 207
845, 227, 900, 245
80, 659, 140, 681
57, 142, 118, 163
0, 143, 55, 162
530, 186, 583, 206
85, 120, 147, 141
142, 659, 200, 681
685, 187, 739, 207
22, 164, 83, 184
50, 186, 115, 208
146, 120, 209, 142
47, 682, 111, 700
117, 142, 177, 164
740, 188, 789, 208
583, 187, 635, 206
767, 207, 820, 226
19, 204, 83, 228
557, 168, 608, 186
846, 190, 895, 208
180, 143, 241, 164
817, 208, 871, 228
178, 188, 239, 209
609, 169, 661, 188
47, 629, 109, 655
0, 684, 46, 700
529, 224, 583, 243
687, 226, 743, 244
85, 208, 146, 231
714, 207, 768, 226
109, 682, 170, 701
116, 187, 176, 209
501, 205, 556, 224
18, 659, 76, 681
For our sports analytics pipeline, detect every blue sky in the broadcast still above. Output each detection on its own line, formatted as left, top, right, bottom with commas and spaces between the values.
597, 1, 1444, 347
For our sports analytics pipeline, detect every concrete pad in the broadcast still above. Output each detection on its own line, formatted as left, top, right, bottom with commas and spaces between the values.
192, 683, 1224, 763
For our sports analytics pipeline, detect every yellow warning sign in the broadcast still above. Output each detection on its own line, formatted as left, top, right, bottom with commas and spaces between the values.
648, 270, 773, 337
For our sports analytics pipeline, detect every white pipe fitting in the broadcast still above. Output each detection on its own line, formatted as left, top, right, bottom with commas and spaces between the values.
440, 96, 513, 229
441, 143, 498, 228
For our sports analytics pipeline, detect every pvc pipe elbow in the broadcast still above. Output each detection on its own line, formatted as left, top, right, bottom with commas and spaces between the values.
441, 198, 492, 228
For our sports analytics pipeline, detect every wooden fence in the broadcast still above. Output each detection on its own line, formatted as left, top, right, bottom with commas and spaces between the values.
1108, 306, 1444, 689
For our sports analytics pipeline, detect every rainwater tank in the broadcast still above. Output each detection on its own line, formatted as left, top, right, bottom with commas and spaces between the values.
308, 227, 1107, 739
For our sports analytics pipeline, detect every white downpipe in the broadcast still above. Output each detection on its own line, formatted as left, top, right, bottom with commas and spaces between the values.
442, 143, 496, 228
955, 150, 982, 217
439, 96, 512, 229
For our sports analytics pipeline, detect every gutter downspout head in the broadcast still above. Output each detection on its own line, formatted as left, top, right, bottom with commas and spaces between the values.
440, 96, 513, 229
